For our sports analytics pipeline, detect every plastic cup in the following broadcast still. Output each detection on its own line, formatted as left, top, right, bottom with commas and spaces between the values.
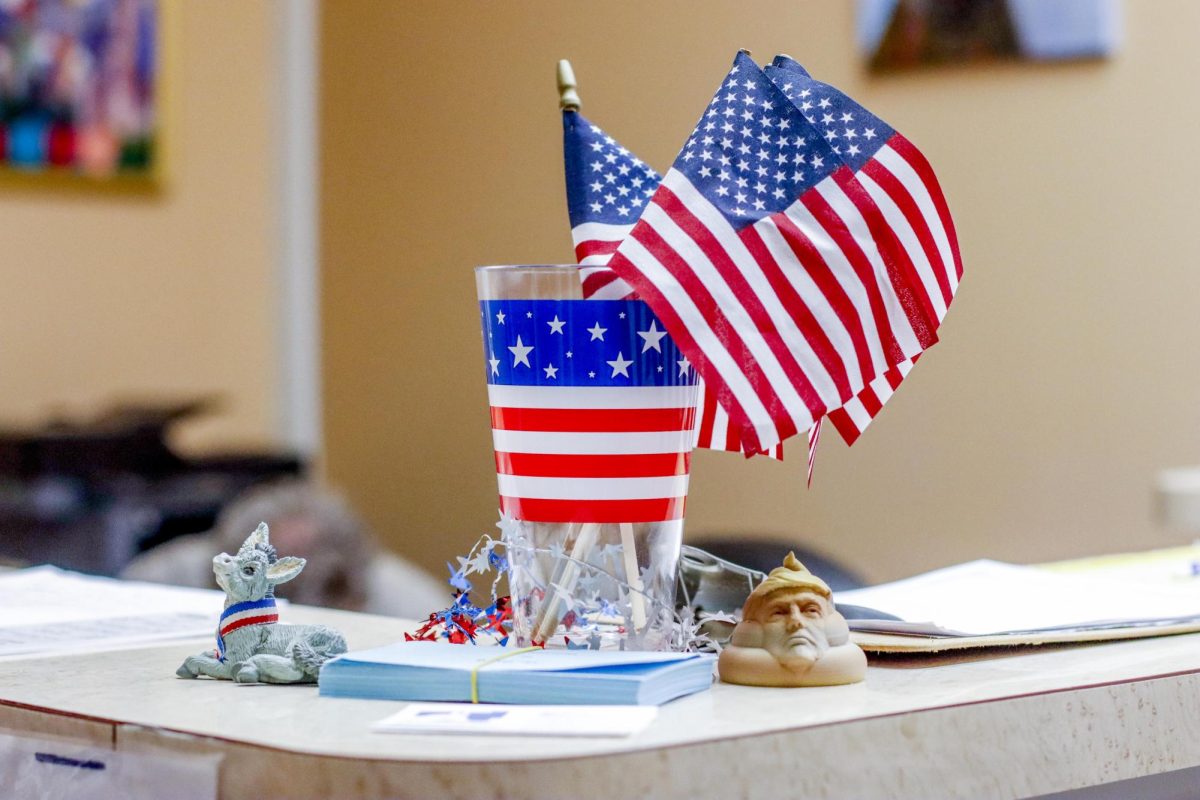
477, 265, 699, 650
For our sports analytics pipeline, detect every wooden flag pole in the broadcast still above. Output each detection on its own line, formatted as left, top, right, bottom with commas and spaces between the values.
620, 523, 647, 630
522, 60, 591, 646
531, 522, 601, 644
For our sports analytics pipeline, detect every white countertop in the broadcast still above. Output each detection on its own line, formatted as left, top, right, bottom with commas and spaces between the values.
4, 604, 1200, 767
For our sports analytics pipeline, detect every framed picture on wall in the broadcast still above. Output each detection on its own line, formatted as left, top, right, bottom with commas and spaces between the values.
858, 0, 1121, 73
0, 0, 165, 188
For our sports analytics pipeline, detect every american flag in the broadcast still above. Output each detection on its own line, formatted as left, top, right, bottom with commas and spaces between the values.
607, 52, 938, 457
562, 110, 790, 463
482, 296, 698, 523
765, 55, 962, 445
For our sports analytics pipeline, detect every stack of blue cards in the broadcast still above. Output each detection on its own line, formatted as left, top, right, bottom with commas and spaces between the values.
318, 642, 714, 706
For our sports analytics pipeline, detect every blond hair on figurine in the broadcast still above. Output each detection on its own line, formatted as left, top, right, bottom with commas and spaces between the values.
741, 552, 831, 620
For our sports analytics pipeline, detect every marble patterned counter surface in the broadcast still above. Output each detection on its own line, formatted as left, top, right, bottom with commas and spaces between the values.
3, 605, 1199, 799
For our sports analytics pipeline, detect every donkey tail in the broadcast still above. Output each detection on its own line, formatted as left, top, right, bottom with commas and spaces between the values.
292, 627, 348, 677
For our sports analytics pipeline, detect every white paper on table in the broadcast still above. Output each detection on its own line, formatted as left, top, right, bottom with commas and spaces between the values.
372, 702, 658, 737
0, 566, 229, 657
0, 732, 221, 800
839, 559, 1200, 636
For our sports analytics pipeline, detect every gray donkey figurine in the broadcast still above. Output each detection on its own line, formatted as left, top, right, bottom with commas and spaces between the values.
176, 522, 347, 684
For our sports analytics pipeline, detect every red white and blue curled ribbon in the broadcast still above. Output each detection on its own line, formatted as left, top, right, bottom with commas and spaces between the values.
215, 597, 278, 661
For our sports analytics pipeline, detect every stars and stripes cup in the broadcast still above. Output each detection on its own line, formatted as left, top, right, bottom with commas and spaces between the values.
477, 265, 700, 650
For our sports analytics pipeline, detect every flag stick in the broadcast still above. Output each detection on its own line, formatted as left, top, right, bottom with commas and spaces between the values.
532, 522, 601, 643
556, 60, 648, 637
620, 523, 647, 630
520, 68, 591, 644
557, 59, 581, 111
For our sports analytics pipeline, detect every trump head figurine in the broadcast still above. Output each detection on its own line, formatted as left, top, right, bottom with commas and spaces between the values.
718, 553, 867, 687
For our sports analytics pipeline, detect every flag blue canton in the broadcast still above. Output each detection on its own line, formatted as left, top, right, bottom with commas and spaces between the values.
674, 51, 846, 229
480, 300, 697, 388
766, 56, 896, 174
563, 112, 662, 228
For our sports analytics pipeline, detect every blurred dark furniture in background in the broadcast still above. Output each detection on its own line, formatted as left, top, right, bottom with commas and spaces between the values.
677, 537, 873, 638
0, 400, 303, 575
687, 536, 865, 592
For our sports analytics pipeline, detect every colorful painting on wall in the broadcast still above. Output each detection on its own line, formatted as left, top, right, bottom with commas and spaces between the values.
0, 0, 160, 185
858, 0, 1121, 73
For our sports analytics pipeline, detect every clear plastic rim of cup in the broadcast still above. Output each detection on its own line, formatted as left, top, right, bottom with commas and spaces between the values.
475, 264, 589, 301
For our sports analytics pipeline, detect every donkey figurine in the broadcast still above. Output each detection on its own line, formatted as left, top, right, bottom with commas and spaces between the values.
176, 522, 347, 684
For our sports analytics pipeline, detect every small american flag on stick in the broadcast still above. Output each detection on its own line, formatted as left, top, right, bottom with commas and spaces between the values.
607, 52, 938, 457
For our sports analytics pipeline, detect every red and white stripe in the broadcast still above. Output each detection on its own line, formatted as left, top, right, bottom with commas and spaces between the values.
573, 222, 638, 299
827, 356, 918, 445
689, 380, 783, 460
219, 607, 278, 639
823, 135, 962, 443
573, 221, 632, 266
489, 384, 696, 523
609, 167, 934, 457
805, 419, 821, 487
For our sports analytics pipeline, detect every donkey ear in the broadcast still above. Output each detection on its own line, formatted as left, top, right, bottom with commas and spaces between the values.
266, 556, 305, 585
241, 522, 270, 552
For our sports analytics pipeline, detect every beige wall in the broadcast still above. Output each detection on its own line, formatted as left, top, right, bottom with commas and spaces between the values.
0, 2, 281, 452
321, 1, 1200, 582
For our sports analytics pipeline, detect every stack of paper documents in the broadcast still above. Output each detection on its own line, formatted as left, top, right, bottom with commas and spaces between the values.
839, 559, 1200, 652
319, 641, 714, 705
0, 566, 225, 658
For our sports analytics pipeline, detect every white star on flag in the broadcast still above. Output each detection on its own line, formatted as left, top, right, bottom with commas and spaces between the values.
637, 320, 668, 353
543, 364, 559, 379
508, 335, 533, 368
587, 322, 607, 341
606, 352, 633, 378
547, 315, 566, 334
488, 356, 500, 375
